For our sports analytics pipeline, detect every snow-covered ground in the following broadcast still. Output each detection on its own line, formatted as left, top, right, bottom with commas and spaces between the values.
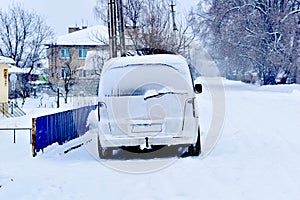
1, 78, 300, 200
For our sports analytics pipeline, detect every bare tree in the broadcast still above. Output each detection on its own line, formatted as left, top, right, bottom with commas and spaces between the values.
123, 0, 144, 28
94, 0, 195, 56
0, 4, 54, 96
94, 0, 109, 25
58, 51, 80, 104
192, 0, 300, 84
86, 52, 109, 77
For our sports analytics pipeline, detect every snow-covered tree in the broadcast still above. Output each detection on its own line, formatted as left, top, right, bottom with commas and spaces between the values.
0, 4, 54, 97
0, 4, 54, 69
94, 0, 195, 57
52, 50, 80, 104
192, 0, 300, 84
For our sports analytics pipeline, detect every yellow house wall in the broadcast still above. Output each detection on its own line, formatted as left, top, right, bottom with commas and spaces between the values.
0, 63, 9, 104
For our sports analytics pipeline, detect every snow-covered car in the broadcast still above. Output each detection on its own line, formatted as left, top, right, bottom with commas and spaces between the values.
97, 54, 202, 158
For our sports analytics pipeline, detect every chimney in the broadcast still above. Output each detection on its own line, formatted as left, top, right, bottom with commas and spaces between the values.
68, 27, 81, 34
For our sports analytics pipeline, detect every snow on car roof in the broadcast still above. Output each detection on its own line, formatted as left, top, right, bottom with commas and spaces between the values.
102, 54, 189, 73
99, 54, 194, 98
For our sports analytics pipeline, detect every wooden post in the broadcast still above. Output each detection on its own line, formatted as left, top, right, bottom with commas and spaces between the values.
30, 128, 32, 144
32, 118, 37, 157
57, 88, 60, 108
13, 129, 16, 143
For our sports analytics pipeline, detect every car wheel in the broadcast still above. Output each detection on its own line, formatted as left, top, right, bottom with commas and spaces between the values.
188, 128, 201, 156
97, 136, 112, 159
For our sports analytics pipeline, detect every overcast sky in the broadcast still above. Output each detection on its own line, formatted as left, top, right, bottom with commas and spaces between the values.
1, 0, 198, 37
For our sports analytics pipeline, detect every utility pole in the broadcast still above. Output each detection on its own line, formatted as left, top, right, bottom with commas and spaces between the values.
108, 0, 126, 58
170, 0, 177, 52
117, 0, 126, 56
170, 1, 178, 32
108, 0, 117, 58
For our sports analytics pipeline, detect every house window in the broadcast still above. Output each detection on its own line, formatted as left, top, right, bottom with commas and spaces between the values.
61, 67, 70, 79
78, 48, 87, 59
79, 69, 87, 78
60, 48, 70, 58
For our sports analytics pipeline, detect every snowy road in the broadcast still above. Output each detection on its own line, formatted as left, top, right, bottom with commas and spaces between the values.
1, 79, 300, 200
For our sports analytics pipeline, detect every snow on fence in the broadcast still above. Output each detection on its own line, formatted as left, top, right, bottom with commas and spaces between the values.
31, 105, 97, 157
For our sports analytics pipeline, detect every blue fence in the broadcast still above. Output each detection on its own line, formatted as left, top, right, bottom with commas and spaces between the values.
32, 105, 97, 156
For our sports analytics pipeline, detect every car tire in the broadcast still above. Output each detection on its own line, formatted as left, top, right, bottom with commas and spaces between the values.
188, 128, 201, 156
97, 136, 112, 159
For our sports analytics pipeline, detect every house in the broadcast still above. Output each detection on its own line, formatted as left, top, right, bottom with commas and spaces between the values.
7, 62, 49, 98
46, 25, 110, 94
7, 65, 25, 98
0, 56, 15, 106
46, 25, 139, 96
0, 56, 15, 115
45, 25, 111, 96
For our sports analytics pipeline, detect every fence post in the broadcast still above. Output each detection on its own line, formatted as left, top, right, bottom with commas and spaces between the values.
57, 88, 60, 108
32, 118, 37, 157
30, 128, 32, 144
13, 129, 16, 143
11, 102, 14, 115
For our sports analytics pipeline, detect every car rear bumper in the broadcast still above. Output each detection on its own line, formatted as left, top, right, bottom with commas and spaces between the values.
98, 134, 197, 148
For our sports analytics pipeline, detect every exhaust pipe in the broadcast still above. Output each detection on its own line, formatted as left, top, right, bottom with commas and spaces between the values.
145, 137, 149, 148
139, 137, 151, 150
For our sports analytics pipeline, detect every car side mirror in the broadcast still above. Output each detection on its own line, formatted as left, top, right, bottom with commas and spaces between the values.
195, 84, 202, 94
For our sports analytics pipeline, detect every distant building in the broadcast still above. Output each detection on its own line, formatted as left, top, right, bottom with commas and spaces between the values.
46, 25, 110, 84
6, 62, 49, 98
46, 25, 138, 96
0, 56, 15, 113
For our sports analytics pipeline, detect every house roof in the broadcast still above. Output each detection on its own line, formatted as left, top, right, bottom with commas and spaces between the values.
55, 25, 109, 46
8, 65, 26, 74
0, 56, 15, 64
8, 65, 47, 75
